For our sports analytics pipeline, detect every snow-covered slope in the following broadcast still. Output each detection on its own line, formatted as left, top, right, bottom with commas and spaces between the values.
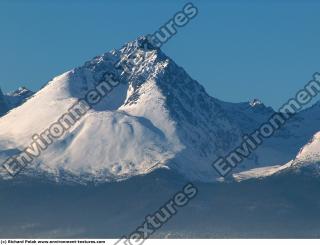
277, 130, 320, 177
0, 36, 319, 183
295, 132, 320, 161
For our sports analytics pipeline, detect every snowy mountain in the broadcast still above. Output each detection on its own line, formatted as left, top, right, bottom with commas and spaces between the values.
0, 36, 319, 183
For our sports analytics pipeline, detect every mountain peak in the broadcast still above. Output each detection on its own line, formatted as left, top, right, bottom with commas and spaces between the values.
9, 86, 33, 97
82, 35, 168, 79
123, 35, 161, 52
250, 98, 263, 107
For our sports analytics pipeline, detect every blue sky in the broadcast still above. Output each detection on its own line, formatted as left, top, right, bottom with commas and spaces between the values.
1, 0, 320, 109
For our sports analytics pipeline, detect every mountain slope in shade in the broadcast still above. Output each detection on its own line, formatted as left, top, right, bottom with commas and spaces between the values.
0, 36, 319, 183
0, 89, 8, 116
234, 131, 320, 181
0, 87, 34, 117
5, 86, 35, 110
238, 101, 320, 181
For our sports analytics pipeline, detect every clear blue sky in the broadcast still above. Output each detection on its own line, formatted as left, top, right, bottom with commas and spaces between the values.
1, 0, 320, 109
